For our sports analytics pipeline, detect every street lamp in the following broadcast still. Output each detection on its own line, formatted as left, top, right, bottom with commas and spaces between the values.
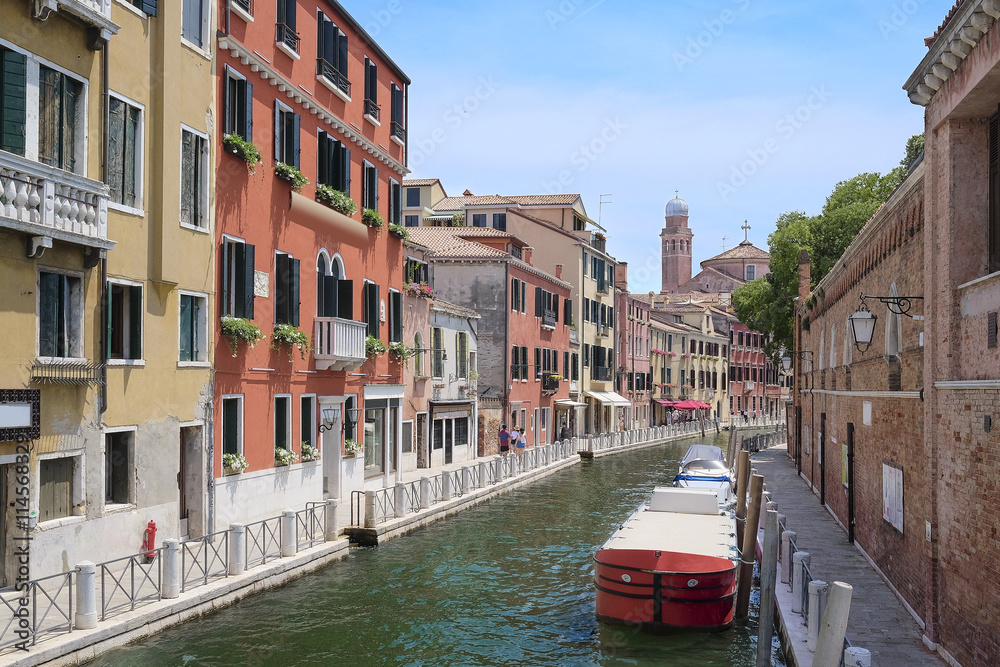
780, 350, 813, 373
318, 406, 340, 433
849, 292, 923, 353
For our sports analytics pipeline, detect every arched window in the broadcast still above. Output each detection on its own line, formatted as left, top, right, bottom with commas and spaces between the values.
672, 240, 676, 251
317, 251, 349, 319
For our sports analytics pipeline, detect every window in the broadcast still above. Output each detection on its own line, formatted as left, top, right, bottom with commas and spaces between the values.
363, 57, 379, 121
363, 282, 380, 338
511, 278, 520, 311
104, 430, 134, 505
405, 257, 428, 284
317, 12, 349, 92
318, 130, 350, 193
301, 395, 315, 452
38, 270, 83, 359
432, 327, 444, 377
362, 161, 378, 211
179, 292, 208, 362
512, 345, 520, 380
221, 237, 255, 318
472, 213, 487, 227
457, 332, 468, 378
573, 214, 586, 231
108, 96, 142, 209
404, 214, 419, 227
181, 127, 208, 228
389, 179, 402, 225
274, 252, 300, 325
275, 395, 291, 452
276, 0, 299, 54
39, 456, 74, 522
520, 345, 528, 379
746, 265, 756, 280
564, 298, 573, 326
572, 353, 579, 380
182, 0, 208, 48
108, 281, 142, 361
0, 48, 27, 156
38, 66, 82, 172
390, 290, 402, 343
221, 395, 244, 456
534, 347, 541, 380
274, 102, 300, 167
493, 213, 506, 231
390, 83, 404, 142
406, 188, 421, 207
224, 68, 252, 140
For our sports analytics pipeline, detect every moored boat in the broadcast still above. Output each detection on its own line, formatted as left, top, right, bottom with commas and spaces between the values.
672, 444, 735, 504
593, 486, 738, 632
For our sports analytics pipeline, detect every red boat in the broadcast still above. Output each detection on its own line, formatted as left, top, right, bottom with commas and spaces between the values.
594, 487, 738, 632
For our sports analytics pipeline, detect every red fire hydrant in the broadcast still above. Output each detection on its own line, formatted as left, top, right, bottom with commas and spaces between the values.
141, 520, 157, 563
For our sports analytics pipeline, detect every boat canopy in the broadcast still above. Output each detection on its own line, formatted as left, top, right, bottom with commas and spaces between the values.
679, 444, 725, 468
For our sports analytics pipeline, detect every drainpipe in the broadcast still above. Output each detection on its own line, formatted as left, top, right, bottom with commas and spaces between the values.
847, 422, 855, 544
502, 261, 510, 446
225, 0, 230, 35
98, 41, 109, 419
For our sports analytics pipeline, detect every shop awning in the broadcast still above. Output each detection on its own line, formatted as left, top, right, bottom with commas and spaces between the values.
655, 399, 676, 407
555, 399, 587, 408
584, 390, 630, 407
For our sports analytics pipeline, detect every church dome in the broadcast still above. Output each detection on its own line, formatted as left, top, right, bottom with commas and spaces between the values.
665, 194, 689, 218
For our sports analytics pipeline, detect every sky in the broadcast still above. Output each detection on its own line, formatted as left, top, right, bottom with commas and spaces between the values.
341, 0, 946, 294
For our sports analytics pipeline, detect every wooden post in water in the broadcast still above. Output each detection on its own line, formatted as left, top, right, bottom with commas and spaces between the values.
735, 450, 750, 538
736, 473, 764, 619
726, 420, 738, 469
756, 510, 780, 667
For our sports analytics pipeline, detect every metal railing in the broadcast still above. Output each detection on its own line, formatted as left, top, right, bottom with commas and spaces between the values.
0, 569, 75, 650
448, 469, 464, 497
402, 480, 421, 514
369, 487, 395, 525
232, 0, 252, 13
364, 98, 381, 121
297, 503, 326, 551
541, 309, 557, 328
275, 22, 300, 53
316, 58, 351, 97
99, 550, 162, 621
244, 517, 282, 569
180, 530, 229, 593
391, 120, 406, 143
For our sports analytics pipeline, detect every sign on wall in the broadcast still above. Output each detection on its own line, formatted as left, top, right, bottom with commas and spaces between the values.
0, 389, 40, 442
882, 461, 904, 533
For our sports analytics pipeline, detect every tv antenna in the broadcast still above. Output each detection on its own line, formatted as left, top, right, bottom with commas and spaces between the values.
595, 194, 612, 232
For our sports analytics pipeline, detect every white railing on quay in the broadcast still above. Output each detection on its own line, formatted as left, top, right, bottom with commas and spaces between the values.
180, 530, 229, 594
99, 550, 163, 621
0, 569, 75, 651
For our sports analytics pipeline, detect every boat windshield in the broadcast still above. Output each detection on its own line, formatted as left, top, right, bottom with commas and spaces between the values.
682, 459, 730, 473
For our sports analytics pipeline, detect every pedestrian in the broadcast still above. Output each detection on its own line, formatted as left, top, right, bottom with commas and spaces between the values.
560, 421, 571, 441
516, 428, 527, 462
509, 425, 520, 458
498, 424, 510, 457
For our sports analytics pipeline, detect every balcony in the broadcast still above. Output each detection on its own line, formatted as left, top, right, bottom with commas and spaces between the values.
541, 309, 557, 330
364, 99, 381, 125
597, 280, 609, 295
33, 0, 119, 40
391, 121, 406, 146
743, 380, 755, 393
570, 327, 579, 345
596, 324, 611, 339
313, 317, 366, 371
275, 23, 300, 59
1, 152, 113, 252
542, 373, 560, 394
316, 59, 351, 101
592, 366, 612, 382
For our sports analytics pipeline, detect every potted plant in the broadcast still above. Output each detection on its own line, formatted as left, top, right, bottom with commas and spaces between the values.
223, 133, 263, 173
388, 223, 409, 241
449, 212, 465, 227
365, 334, 387, 358
275, 446, 298, 466
344, 439, 363, 457
301, 442, 320, 462
316, 185, 357, 216
362, 208, 384, 229
223, 452, 249, 475
221, 316, 265, 356
272, 323, 310, 359
405, 282, 435, 299
388, 342, 414, 365
274, 162, 309, 191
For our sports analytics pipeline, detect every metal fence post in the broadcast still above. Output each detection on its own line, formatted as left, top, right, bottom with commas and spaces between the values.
791, 551, 810, 614
75, 561, 98, 630
229, 523, 246, 575
281, 509, 297, 557
162, 540, 181, 599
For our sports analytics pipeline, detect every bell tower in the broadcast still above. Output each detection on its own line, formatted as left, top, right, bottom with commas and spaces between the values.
660, 192, 692, 293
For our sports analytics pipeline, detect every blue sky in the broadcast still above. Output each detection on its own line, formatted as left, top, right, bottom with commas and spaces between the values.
341, 0, 946, 293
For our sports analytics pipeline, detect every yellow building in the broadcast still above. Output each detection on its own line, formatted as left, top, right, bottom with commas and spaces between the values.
0, 0, 214, 580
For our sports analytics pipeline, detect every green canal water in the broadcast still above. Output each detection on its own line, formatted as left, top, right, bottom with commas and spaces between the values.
90, 432, 785, 666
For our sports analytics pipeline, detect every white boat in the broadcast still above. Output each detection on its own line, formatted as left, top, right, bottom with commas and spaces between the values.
672, 445, 734, 504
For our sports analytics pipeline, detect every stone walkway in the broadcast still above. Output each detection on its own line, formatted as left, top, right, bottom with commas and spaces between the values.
751, 444, 946, 667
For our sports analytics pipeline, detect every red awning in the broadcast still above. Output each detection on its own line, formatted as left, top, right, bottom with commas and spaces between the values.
673, 400, 710, 411
655, 399, 675, 407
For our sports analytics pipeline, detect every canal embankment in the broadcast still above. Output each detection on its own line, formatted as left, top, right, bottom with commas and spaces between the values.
4, 421, 749, 667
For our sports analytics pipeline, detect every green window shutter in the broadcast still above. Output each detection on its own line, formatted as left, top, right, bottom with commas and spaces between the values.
130, 285, 142, 359
242, 243, 255, 319
275, 253, 289, 324
140, 0, 157, 16
391, 291, 402, 342
292, 113, 300, 168
179, 295, 192, 361
1, 49, 27, 156
244, 79, 253, 140
290, 258, 300, 327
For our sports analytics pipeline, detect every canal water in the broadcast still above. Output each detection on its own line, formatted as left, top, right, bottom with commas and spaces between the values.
90, 431, 784, 666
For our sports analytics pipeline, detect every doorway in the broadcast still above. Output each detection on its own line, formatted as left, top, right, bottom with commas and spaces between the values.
179, 425, 205, 539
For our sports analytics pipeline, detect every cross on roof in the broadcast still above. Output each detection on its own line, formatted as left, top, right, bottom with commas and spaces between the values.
742, 220, 751, 242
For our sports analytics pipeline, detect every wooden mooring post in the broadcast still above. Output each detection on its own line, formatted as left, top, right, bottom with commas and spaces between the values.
756, 509, 780, 667
735, 450, 750, 538
736, 473, 764, 619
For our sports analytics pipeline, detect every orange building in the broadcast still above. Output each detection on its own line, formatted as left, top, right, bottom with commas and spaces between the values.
212, 0, 410, 526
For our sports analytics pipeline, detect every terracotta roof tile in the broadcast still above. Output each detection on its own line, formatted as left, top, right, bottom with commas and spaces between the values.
925, 1, 966, 47
432, 299, 481, 318
406, 227, 512, 259
402, 178, 441, 187
703, 241, 770, 263
506, 194, 580, 206
432, 195, 517, 210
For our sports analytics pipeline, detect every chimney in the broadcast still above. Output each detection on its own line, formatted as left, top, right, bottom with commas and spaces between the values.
555, 264, 563, 279
523, 246, 533, 265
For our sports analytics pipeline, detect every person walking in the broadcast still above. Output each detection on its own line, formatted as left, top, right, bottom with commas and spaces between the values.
516, 427, 527, 463
498, 424, 510, 457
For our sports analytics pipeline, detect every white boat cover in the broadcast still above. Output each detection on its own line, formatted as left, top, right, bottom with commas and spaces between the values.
679, 444, 725, 468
